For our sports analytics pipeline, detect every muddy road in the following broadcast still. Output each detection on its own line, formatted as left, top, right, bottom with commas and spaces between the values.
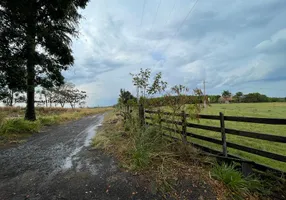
0, 114, 158, 200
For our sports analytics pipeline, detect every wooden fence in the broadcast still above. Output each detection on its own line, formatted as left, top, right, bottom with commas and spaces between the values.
145, 110, 286, 176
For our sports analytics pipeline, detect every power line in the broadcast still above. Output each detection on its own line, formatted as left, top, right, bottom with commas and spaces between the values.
148, 0, 199, 70
203, 79, 206, 108
138, 0, 177, 66
150, 0, 162, 31
162, 0, 199, 53
150, 0, 177, 54
140, 0, 147, 27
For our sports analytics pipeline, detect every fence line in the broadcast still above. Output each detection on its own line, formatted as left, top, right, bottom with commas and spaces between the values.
145, 109, 286, 176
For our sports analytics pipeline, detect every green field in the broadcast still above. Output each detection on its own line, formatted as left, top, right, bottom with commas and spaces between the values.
155, 103, 286, 172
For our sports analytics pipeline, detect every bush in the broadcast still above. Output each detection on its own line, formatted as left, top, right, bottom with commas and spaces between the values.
211, 163, 263, 198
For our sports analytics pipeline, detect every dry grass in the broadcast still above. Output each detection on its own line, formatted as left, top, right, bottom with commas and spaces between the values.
0, 107, 113, 146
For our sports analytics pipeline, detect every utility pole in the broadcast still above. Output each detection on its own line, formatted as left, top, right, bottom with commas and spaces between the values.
137, 86, 140, 104
203, 80, 207, 108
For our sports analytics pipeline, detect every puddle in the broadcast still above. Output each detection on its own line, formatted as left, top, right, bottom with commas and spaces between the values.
62, 115, 105, 169
63, 147, 82, 169
84, 115, 104, 147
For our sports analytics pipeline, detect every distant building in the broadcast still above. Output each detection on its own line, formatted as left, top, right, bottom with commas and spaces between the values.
218, 96, 233, 104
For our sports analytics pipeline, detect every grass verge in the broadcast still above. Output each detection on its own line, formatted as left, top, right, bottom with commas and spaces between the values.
0, 107, 113, 146
93, 111, 285, 199
94, 111, 265, 199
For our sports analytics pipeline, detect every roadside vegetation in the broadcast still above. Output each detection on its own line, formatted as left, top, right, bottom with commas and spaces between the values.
0, 107, 112, 146
92, 68, 285, 199
93, 111, 227, 199
94, 110, 285, 199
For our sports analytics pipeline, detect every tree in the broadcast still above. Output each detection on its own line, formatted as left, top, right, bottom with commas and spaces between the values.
130, 68, 151, 101
236, 92, 243, 97
66, 89, 87, 109
0, 89, 26, 106
55, 83, 75, 108
233, 91, 243, 103
242, 93, 269, 103
222, 90, 232, 98
209, 95, 221, 103
0, 0, 89, 120
0, 63, 26, 106
118, 89, 135, 115
130, 68, 167, 105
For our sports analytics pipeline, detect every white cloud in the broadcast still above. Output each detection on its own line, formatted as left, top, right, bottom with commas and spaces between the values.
255, 28, 286, 53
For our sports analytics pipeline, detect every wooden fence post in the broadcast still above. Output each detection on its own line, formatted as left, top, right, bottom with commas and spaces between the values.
157, 109, 162, 128
139, 103, 145, 126
181, 111, 187, 144
219, 112, 227, 157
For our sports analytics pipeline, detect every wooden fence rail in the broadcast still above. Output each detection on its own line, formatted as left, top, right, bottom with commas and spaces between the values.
145, 109, 286, 176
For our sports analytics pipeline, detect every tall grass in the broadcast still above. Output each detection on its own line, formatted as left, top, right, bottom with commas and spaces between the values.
211, 163, 263, 199
1, 119, 41, 135
93, 112, 211, 195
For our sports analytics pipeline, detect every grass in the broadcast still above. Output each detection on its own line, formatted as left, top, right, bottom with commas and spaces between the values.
0, 107, 113, 145
211, 162, 264, 199
93, 110, 273, 199
192, 103, 286, 172
92, 111, 231, 198
149, 103, 286, 172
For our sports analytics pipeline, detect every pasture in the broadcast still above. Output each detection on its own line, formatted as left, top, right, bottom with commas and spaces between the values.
186, 103, 286, 172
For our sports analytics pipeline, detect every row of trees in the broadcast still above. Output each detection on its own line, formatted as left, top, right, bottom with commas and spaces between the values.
36, 83, 87, 108
0, 82, 87, 108
208, 90, 286, 103
0, 0, 89, 120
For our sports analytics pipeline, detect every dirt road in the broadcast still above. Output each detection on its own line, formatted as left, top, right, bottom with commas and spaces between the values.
0, 114, 158, 200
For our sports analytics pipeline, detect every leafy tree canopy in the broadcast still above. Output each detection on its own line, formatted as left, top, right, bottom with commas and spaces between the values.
0, 0, 89, 120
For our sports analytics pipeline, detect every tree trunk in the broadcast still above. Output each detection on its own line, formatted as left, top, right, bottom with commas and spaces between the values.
44, 95, 48, 107
25, 54, 36, 120
24, 18, 36, 121
9, 91, 13, 107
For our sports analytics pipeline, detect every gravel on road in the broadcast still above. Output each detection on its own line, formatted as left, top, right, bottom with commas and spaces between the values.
0, 114, 158, 200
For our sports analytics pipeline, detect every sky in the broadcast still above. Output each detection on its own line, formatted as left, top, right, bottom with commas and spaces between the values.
63, 0, 286, 107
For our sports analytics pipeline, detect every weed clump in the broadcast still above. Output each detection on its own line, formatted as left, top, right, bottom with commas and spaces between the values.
211, 162, 264, 199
